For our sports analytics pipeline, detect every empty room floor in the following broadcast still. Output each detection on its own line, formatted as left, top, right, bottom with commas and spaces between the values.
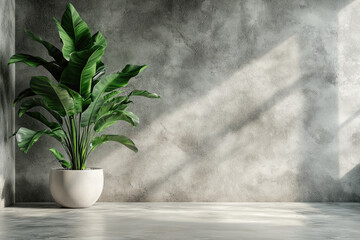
0, 203, 359, 239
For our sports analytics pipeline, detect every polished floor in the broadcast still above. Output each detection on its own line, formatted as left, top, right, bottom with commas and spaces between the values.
0, 203, 359, 239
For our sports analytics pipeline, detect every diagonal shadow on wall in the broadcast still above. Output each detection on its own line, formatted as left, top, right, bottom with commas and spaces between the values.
123, 0, 359, 202
14, 0, 360, 202
15, 0, 305, 201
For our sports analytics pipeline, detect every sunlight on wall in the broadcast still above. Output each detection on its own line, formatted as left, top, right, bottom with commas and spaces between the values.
338, 0, 360, 178
97, 35, 302, 201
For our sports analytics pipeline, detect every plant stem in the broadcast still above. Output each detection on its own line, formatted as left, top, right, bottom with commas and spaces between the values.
84, 125, 96, 160
76, 114, 81, 168
63, 117, 74, 168
70, 117, 78, 170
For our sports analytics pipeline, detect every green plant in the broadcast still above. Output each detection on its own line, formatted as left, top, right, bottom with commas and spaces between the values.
9, 3, 160, 170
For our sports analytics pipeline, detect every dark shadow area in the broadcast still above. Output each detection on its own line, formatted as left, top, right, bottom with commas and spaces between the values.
0, 0, 15, 207
341, 163, 360, 200
0, 50, 14, 206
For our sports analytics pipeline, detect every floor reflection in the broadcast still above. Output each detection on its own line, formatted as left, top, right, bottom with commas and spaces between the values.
0, 203, 359, 239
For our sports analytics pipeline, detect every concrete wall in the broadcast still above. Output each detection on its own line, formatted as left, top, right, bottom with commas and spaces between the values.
0, 0, 15, 207
15, 0, 360, 202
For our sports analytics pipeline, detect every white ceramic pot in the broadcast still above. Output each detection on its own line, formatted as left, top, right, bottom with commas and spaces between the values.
49, 168, 104, 208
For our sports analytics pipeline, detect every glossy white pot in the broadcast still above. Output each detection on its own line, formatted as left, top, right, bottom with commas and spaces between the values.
49, 168, 103, 208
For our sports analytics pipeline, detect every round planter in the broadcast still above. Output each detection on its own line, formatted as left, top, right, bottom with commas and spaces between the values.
49, 168, 103, 208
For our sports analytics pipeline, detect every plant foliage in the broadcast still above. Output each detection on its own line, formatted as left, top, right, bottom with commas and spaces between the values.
9, 3, 160, 170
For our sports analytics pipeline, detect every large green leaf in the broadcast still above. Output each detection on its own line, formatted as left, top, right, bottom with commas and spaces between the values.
108, 96, 131, 105
97, 95, 128, 118
103, 90, 123, 102
107, 97, 128, 108
8, 54, 44, 67
92, 31, 107, 48
96, 102, 128, 121
81, 65, 146, 127
122, 111, 139, 125
90, 31, 106, 86
80, 97, 104, 127
30, 76, 75, 116
18, 98, 63, 124
49, 148, 71, 169
8, 54, 62, 80
121, 64, 147, 74
99, 90, 159, 109
94, 110, 139, 132
53, 3, 92, 60
25, 29, 67, 67
49, 148, 64, 160
60, 85, 83, 113
96, 65, 147, 94
91, 135, 138, 152
16, 128, 47, 153
25, 112, 60, 129
16, 127, 62, 153
93, 112, 126, 132
60, 45, 105, 97
129, 90, 161, 99
13, 88, 35, 106
106, 90, 159, 109
61, 3, 93, 50
53, 18, 75, 61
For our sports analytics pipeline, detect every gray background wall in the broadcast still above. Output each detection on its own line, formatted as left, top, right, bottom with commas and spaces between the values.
15, 0, 360, 202
0, 0, 15, 207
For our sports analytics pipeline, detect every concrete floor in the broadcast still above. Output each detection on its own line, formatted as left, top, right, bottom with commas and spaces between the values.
0, 203, 359, 239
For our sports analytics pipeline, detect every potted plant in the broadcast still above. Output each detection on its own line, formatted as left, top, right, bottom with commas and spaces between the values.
9, 3, 160, 208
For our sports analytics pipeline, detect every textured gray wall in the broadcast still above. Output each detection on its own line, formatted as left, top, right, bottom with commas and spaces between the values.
15, 0, 360, 202
0, 0, 15, 207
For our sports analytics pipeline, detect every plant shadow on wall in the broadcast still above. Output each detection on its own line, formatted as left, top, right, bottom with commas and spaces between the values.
14, 0, 360, 201
99, 0, 360, 202
9, 3, 160, 204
